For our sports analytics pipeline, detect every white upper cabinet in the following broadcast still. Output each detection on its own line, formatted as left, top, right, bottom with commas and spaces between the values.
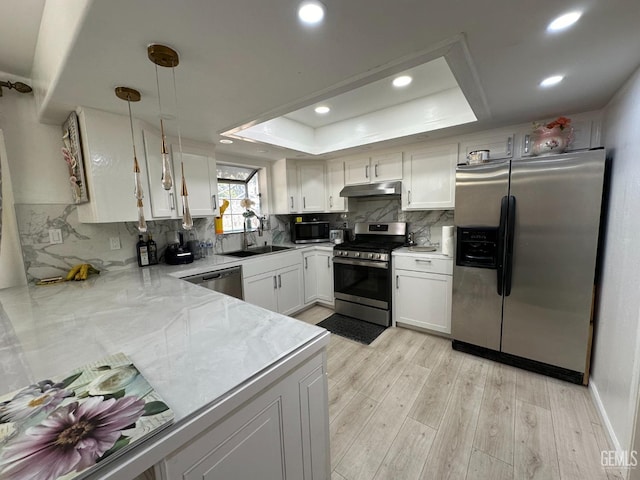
143, 129, 218, 219
520, 117, 602, 157
272, 159, 326, 214
326, 160, 347, 212
458, 132, 514, 164
344, 157, 371, 185
402, 143, 458, 210
344, 153, 402, 185
298, 162, 326, 212
370, 152, 403, 182
76, 107, 152, 223
171, 147, 218, 217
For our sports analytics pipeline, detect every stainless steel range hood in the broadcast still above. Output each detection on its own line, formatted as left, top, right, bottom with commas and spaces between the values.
339, 181, 402, 198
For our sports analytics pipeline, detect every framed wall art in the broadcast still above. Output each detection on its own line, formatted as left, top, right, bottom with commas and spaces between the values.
62, 111, 89, 204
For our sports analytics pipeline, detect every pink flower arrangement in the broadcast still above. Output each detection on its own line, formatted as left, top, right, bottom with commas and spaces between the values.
533, 116, 572, 133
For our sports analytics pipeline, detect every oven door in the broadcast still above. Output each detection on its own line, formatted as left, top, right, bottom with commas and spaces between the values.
333, 257, 389, 309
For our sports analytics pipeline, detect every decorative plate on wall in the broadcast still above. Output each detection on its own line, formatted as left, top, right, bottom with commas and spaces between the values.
62, 112, 89, 204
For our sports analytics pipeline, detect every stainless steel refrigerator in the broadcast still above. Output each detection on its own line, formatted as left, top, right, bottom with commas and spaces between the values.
451, 149, 607, 384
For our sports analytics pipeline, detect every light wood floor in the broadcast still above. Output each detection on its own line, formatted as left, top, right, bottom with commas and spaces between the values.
295, 305, 626, 480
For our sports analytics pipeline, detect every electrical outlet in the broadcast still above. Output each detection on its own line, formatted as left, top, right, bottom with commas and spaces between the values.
48, 229, 63, 244
109, 237, 121, 250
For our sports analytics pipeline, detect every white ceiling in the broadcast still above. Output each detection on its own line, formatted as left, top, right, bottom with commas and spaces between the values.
3, 0, 640, 160
283, 57, 459, 128
0, 0, 45, 76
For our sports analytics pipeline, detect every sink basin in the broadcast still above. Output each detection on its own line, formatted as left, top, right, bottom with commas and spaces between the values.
223, 245, 292, 257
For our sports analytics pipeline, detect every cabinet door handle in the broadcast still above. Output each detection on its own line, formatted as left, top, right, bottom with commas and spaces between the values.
408, 190, 412, 204
523, 134, 530, 154
303, 197, 306, 209
273, 276, 277, 289
415, 259, 432, 264
327, 257, 330, 268
290, 196, 294, 209
365, 165, 369, 179
211, 194, 217, 210
305, 258, 308, 269
375, 164, 379, 177
396, 275, 399, 289
329, 196, 333, 208
169, 192, 176, 210
278, 274, 282, 288
506, 136, 513, 157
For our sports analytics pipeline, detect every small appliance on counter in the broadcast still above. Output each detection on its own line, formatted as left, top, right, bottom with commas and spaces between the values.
291, 220, 330, 244
165, 230, 194, 265
330, 228, 353, 244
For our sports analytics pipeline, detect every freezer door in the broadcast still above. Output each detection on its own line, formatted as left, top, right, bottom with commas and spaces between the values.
452, 160, 510, 350
501, 151, 605, 372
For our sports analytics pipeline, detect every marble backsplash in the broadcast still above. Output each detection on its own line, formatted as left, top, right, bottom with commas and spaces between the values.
272, 197, 454, 246
14, 198, 451, 282
14, 204, 271, 282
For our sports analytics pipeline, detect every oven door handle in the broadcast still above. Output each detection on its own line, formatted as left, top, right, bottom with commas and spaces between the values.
332, 257, 388, 269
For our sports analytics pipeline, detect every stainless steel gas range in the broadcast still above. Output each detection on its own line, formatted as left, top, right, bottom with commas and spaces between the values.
333, 222, 407, 327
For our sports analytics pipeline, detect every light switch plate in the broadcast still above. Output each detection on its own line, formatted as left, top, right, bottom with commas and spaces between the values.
109, 237, 121, 250
48, 229, 63, 244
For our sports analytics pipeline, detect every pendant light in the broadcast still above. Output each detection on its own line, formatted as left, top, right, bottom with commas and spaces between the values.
148, 44, 175, 191
148, 44, 193, 230
115, 86, 147, 233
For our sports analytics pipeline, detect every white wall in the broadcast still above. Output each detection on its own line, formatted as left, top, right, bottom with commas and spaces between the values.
0, 132, 27, 288
0, 72, 70, 287
591, 64, 640, 454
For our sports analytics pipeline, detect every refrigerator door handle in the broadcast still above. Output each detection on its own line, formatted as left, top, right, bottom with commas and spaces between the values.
497, 196, 509, 296
504, 195, 516, 296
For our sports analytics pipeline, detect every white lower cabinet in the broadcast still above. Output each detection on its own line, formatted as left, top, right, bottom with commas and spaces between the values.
243, 253, 304, 315
393, 254, 453, 335
303, 250, 334, 305
160, 351, 329, 480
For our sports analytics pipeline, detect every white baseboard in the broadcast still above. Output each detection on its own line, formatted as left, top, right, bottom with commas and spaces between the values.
590, 380, 623, 453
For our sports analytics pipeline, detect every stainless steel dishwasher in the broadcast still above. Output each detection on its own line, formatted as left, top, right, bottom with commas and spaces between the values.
181, 266, 243, 299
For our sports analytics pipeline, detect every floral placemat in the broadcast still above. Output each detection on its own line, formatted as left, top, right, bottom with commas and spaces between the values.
0, 353, 173, 480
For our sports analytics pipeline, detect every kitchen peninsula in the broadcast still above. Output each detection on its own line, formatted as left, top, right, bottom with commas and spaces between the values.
0, 269, 330, 479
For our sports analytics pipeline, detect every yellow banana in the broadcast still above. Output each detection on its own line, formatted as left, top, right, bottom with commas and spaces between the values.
66, 264, 83, 281
81, 263, 89, 280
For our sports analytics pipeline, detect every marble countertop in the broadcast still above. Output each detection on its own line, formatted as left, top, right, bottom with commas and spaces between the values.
160, 242, 334, 278
393, 246, 454, 259
0, 268, 327, 424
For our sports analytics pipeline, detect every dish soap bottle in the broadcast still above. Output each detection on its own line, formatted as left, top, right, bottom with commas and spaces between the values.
137, 234, 150, 267
147, 234, 158, 265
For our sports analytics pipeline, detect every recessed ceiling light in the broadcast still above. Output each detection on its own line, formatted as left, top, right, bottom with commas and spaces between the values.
540, 75, 564, 87
257, 149, 268, 153
220, 139, 233, 144
547, 11, 582, 32
315, 105, 330, 114
298, 1, 325, 25
392, 75, 412, 88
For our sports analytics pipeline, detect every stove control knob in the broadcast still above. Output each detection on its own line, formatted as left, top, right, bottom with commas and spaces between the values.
339, 251, 345, 256
355, 252, 360, 257
367, 253, 374, 259
375, 253, 381, 260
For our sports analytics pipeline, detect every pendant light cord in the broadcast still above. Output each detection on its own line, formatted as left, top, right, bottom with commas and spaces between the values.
171, 66, 184, 164
126, 97, 137, 158
155, 64, 164, 122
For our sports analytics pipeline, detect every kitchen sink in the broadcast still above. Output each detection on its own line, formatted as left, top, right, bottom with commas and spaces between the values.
223, 245, 293, 257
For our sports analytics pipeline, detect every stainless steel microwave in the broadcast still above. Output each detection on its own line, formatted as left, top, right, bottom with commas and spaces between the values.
291, 221, 330, 244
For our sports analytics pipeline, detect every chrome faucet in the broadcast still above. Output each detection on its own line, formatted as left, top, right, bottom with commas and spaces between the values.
243, 220, 255, 251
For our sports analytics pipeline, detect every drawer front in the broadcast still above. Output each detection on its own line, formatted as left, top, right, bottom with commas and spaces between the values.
393, 255, 453, 275
243, 251, 301, 278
